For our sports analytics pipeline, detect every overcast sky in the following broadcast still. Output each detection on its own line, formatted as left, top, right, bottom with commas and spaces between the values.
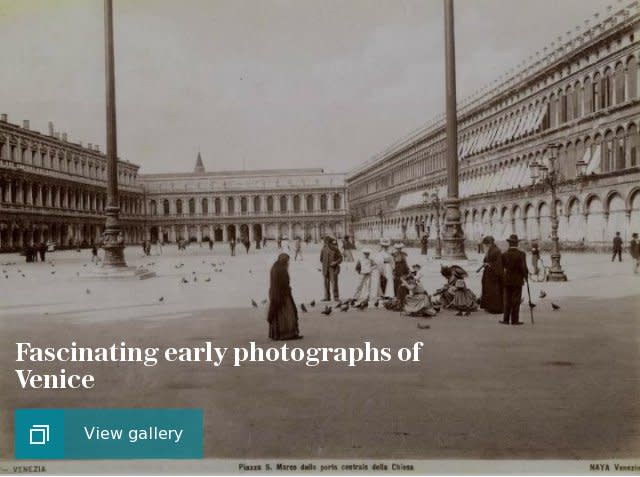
0, 0, 610, 174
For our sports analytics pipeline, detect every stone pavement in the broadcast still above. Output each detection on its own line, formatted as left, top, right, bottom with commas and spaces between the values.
0, 243, 639, 459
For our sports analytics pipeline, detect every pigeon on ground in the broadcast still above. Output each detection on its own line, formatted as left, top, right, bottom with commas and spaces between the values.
539, 290, 547, 299
251, 299, 258, 308
193, 276, 197, 282
204, 277, 211, 282
181, 278, 188, 284
321, 305, 332, 316
192, 271, 196, 274
374, 300, 379, 308
552, 303, 560, 310
51, 271, 55, 275
528, 302, 537, 309
356, 301, 368, 310
300, 303, 308, 312
86, 289, 91, 294
340, 303, 350, 312
417, 323, 431, 329
261, 299, 268, 305
159, 296, 164, 302
309, 300, 316, 307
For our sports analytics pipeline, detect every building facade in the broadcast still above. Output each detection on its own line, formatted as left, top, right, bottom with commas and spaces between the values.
0, 115, 146, 251
141, 158, 347, 244
347, 2, 640, 248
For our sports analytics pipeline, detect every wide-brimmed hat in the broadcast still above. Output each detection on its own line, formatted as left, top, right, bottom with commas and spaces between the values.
482, 235, 494, 245
507, 234, 520, 244
379, 238, 391, 246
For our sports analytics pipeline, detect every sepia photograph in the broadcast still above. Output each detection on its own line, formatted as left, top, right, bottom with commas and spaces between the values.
0, 0, 639, 474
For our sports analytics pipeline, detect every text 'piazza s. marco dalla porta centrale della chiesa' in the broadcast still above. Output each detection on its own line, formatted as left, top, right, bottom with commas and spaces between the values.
0, 1, 639, 252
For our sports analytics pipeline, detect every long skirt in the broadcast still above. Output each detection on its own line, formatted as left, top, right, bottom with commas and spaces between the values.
404, 293, 438, 317
268, 296, 301, 340
352, 274, 372, 302
452, 288, 479, 312
381, 264, 395, 298
480, 270, 504, 314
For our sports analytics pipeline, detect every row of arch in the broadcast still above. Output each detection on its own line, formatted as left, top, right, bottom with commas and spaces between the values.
354, 187, 640, 244
149, 192, 344, 217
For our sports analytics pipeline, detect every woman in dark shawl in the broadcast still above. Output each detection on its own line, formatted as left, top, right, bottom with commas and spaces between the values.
267, 253, 302, 340
480, 236, 504, 314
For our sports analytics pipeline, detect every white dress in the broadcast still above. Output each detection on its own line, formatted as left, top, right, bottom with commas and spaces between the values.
371, 249, 395, 299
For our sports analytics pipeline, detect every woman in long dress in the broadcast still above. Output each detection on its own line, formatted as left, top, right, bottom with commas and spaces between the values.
480, 236, 504, 314
402, 266, 438, 317
267, 253, 302, 340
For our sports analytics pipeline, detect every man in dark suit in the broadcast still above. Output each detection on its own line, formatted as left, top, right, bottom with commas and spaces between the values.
500, 234, 528, 325
320, 236, 343, 301
612, 232, 623, 262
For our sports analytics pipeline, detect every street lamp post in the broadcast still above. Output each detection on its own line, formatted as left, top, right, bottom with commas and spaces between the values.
424, 192, 442, 259
529, 144, 568, 282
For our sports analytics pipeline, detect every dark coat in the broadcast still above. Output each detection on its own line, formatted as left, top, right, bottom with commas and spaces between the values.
320, 244, 342, 276
613, 236, 623, 251
481, 244, 504, 313
502, 247, 529, 287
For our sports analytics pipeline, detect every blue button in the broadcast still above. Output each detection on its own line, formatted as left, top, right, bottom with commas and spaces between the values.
15, 409, 202, 460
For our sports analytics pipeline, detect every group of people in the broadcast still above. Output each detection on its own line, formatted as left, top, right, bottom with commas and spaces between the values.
613, 231, 640, 274
22, 242, 48, 262
478, 234, 530, 325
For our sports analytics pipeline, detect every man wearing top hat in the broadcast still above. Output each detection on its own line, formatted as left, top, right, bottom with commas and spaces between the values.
500, 234, 529, 326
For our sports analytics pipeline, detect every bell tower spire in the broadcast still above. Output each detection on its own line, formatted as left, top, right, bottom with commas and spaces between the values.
194, 151, 205, 174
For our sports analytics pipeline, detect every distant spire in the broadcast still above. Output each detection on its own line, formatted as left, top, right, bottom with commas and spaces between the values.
194, 151, 205, 174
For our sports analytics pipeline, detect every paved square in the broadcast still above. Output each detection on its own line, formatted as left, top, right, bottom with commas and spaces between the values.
1, 243, 639, 459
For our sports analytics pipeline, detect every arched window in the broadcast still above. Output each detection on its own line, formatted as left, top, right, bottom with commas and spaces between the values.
176, 199, 183, 215
627, 56, 638, 100
241, 196, 248, 213
280, 196, 288, 212
602, 131, 614, 173
627, 124, 639, 168
306, 195, 314, 211
592, 73, 601, 111
333, 193, 341, 210
202, 198, 208, 215
267, 196, 274, 212
227, 197, 234, 214
293, 195, 300, 212
614, 62, 626, 104
320, 194, 327, 211
253, 196, 260, 212
150, 200, 157, 216
615, 128, 626, 171
188, 198, 196, 215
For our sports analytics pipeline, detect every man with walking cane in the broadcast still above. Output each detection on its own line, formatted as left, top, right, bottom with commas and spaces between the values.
500, 234, 529, 326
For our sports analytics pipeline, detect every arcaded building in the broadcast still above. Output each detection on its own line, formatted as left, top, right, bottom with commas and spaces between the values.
0, 115, 146, 250
347, 2, 640, 247
140, 155, 347, 244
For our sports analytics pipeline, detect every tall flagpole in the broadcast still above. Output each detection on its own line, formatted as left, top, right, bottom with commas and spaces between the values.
442, 0, 466, 259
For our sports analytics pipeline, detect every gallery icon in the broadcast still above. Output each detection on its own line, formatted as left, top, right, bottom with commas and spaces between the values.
29, 424, 50, 445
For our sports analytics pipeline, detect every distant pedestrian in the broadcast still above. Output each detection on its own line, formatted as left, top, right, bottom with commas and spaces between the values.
209, 239, 213, 251
294, 237, 303, 261
320, 236, 342, 301
420, 232, 429, 255
263, 236, 267, 248
277, 236, 282, 249
38, 242, 46, 262
342, 236, 354, 262
477, 234, 484, 254
282, 236, 290, 252
530, 240, 540, 277
612, 232, 623, 262
630, 233, 639, 274
500, 234, 528, 326
229, 238, 236, 256
91, 244, 99, 264
243, 238, 250, 254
